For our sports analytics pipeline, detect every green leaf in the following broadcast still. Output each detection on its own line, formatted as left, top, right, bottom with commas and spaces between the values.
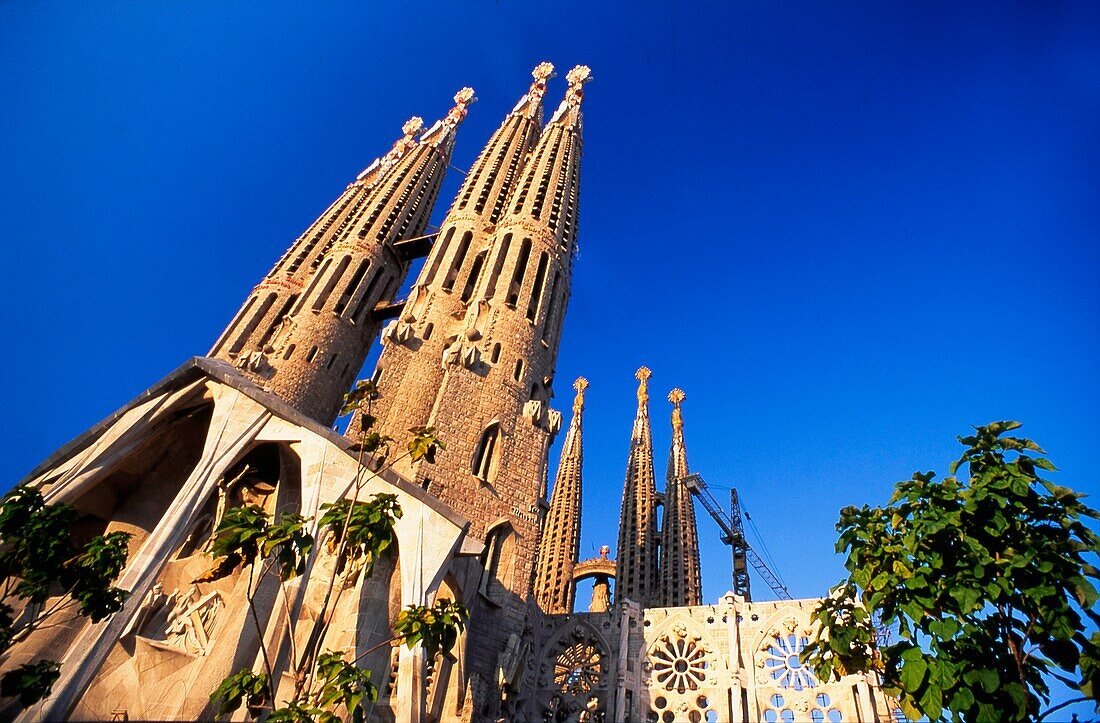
899, 657, 927, 692
209, 669, 269, 717
0, 660, 60, 708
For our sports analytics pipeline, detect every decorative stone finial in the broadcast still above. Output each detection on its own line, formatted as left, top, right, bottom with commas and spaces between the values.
565, 65, 593, 105
533, 61, 556, 83
599, 545, 610, 559
669, 388, 685, 429
401, 116, 425, 138
572, 377, 588, 413
444, 87, 477, 129
636, 366, 651, 404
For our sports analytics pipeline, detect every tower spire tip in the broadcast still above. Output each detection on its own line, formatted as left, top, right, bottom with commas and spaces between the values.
572, 377, 588, 412
668, 388, 685, 405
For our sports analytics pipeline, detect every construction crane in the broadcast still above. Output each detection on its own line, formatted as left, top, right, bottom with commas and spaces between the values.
681, 472, 792, 602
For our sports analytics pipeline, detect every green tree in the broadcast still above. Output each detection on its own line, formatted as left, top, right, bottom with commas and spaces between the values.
802, 421, 1100, 722
208, 380, 466, 722
0, 486, 132, 708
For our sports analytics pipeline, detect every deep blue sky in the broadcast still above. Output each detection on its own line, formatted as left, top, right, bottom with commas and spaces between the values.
2, 0, 1099, 703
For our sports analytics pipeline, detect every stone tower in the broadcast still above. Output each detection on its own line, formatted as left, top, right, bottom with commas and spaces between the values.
615, 367, 660, 607
533, 377, 587, 614
658, 388, 703, 606
210, 89, 474, 425
357, 63, 553, 448
352, 65, 591, 701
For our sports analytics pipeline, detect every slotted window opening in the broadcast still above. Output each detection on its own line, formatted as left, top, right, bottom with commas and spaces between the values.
312, 256, 352, 311
228, 292, 277, 355
424, 227, 456, 287
442, 231, 473, 292
334, 259, 372, 315
460, 251, 487, 303
513, 359, 524, 381
352, 270, 387, 323
423, 323, 434, 341
505, 238, 532, 307
306, 346, 319, 363
484, 234, 511, 300
541, 271, 561, 344
490, 343, 502, 364
526, 252, 549, 321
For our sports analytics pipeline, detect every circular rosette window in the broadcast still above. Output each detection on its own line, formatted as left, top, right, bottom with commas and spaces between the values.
553, 641, 603, 696
647, 624, 712, 694
762, 632, 818, 690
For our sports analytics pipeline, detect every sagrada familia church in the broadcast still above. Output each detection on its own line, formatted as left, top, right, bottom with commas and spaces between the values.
8, 64, 897, 722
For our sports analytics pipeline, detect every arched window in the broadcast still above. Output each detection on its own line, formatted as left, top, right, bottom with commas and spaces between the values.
472, 423, 501, 482
513, 359, 524, 382
423, 322, 434, 341
480, 522, 516, 597
490, 343, 502, 364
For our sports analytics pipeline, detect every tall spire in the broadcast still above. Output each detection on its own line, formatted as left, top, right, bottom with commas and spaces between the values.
616, 367, 659, 607
659, 388, 703, 607
354, 65, 552, 454
533, 377, 588, 614
211, 89, 470, 425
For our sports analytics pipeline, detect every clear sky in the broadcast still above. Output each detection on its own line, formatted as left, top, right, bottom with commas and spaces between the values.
2, 0, 1099, 711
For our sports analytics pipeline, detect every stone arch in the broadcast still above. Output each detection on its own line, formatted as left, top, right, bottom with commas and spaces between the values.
535, 618, 613, 722
479, 519, 517, 601
73, 439, 305, 722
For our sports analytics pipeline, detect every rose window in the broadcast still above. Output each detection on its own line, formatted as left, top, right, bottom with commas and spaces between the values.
553, 641, 603, 695
761, 633, 817, 691
648, 625, 711, 693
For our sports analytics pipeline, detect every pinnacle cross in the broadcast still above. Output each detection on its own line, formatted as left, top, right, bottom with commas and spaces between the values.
530, 62, 556, 99
669, 388, 685, 428
573, 377, 589, 413
565, 65, 593, 106
636, 366, 651, 404
444, 87, 477, 129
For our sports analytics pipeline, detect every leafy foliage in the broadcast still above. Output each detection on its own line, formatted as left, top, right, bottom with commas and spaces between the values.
314, 652, 377, 723
318, 494, 401, 578
210, 668, 269, 717
0, 486, 132, 709
0, 661, 61, 708
407, 426, 445, 464
196, 505, 314, 583
803, 421, 1100, 722
393, 599, 469, 659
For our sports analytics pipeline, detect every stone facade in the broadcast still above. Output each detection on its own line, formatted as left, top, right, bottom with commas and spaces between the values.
9, 359, 469, 722
522, 596, 896, 722
4, 63, 903, 723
